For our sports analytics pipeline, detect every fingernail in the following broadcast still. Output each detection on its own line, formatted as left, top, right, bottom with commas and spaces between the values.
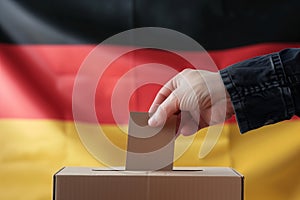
148, 115, 158, 127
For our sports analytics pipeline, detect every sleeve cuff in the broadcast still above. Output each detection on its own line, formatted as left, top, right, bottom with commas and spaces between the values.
220, 52, 295, 133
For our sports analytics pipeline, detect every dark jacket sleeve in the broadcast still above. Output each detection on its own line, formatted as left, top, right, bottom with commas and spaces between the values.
220, 48, 300, 133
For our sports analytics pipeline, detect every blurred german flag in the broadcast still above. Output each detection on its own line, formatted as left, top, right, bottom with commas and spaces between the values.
1, 1, 300, 200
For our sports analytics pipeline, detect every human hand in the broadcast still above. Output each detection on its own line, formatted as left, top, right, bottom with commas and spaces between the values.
148, 69, 234, 136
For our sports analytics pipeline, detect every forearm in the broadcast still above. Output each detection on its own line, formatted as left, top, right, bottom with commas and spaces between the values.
220, 48, 300, 133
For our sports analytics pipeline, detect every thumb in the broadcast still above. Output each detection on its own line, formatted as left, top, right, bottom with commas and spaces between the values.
148, 91, 179, 127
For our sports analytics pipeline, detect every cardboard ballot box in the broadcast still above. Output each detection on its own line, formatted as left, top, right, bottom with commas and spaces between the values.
53, 167, 244, 200
54, 112, 244, 199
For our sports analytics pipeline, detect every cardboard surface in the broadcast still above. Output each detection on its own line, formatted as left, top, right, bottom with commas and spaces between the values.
126, 112, 177, 171
53, 112, 243, 200
53, 167, 244, 200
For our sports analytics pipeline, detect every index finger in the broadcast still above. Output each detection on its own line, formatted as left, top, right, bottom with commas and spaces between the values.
148, 80, 175, 113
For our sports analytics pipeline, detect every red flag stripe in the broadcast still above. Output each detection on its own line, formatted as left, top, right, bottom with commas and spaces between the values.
1, 43, 300, 123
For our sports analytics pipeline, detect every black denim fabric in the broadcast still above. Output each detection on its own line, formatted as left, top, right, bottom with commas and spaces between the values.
220, 48, 300, 133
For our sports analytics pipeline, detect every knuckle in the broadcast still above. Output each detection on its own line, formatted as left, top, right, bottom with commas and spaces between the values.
180, 68, 192, 74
